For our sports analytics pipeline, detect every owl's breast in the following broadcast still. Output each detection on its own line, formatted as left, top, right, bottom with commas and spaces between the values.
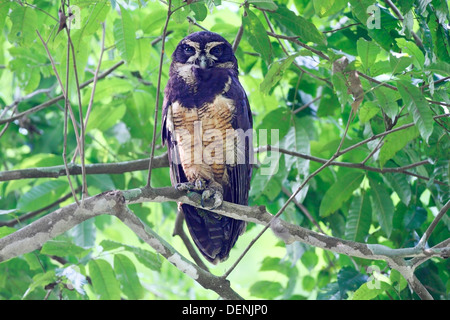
171, 94, 237, 184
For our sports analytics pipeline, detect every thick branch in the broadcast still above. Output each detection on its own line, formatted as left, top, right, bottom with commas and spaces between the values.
0, 189, 242, 300
1, 187, 447, 299
124, 187, 448, 262
0, 154, 168, 182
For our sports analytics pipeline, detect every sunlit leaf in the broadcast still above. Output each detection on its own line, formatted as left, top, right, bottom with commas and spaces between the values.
114, 4, 136, 64
88, 259, 121, 300
114, 254, 144, 300
369, 176, 394, 237
319, 171, 365, 217
243, 8, 272, 63
344, 193, 371, 242
396, 80, 434, 143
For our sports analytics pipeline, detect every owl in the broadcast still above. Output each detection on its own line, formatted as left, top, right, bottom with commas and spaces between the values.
162, 31, 253, 264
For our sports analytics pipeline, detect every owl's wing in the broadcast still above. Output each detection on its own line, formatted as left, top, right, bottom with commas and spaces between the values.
224, 74, 253, 206
212, 74, 253, 257
161, 96, 187, 186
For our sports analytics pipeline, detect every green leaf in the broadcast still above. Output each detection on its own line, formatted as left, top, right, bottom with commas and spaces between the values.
69, 219, 96, 249
331, 72, 352, 109
248, 0, 278, 11
396, 80, 434, 142
389, 54, 413, 74
344, 193, 371, 242
189, 2, 208, 21
384, 172, 411, 205
390, 269, 408, 291
313, 0, 348, 17
373, 86, 399, 120
428, 11, 450, 63
395, 38, 425, 69
17, 180, 68, 212
114, 5, 136, 64
403, 206, 427, 230
357, 38, 380, 70
114, 254, 144, 300
70, 1, 110, 52
260, 52, 300, 94
172, 0, 191, 24
82, 78, 133, 105
282, 119, 310, 201
129, 38, 151, 73
269, 6, 326, 45
0, 226, 16, 239
337, 267, 367, 297
100, 240, 162, 271
40, 240, 88, 258
249, 280, 284, 299
427, 61, 450, 76
23, 271, 56, 299
319, 171, 365, 217
378, 120, 419, 167
243, 9, 272, 63
88, 259, 121, 300
359, 101, 380, 124
8, 6, 37, 46
86, 103, 126, 132
352, 281, 392, 300
369, 177, 394, 237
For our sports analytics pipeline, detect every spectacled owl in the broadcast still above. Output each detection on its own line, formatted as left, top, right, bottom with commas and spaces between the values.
162, 31, 253, 264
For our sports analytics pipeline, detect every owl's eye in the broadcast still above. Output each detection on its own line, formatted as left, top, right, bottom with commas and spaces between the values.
183, 45, 195, 55
210, 46, 223, 57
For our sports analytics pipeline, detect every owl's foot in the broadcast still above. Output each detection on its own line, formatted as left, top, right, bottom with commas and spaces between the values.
175, 178, 206, 192
201, 186, 223, 210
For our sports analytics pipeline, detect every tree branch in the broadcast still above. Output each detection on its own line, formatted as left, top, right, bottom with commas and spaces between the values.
0, 189, 242, 300
1, 187, 447, 299
0, 154, 168, 182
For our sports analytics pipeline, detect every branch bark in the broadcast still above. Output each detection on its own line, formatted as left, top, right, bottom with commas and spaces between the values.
1, 186, 447, 299
0, 189, 242, 300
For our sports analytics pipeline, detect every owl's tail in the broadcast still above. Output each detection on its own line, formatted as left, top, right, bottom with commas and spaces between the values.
181, 204, 246, 264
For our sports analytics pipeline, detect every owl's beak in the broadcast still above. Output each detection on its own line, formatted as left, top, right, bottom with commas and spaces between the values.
197, 54, 209, 69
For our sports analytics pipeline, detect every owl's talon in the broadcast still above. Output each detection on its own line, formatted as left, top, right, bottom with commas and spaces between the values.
175, 182, 194, 192
201, 188, 223, 209
176, 178, 207, 192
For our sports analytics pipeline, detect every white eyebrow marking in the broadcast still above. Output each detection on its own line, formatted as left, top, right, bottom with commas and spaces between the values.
205, 41, 224, 52
182, 40, 200, 50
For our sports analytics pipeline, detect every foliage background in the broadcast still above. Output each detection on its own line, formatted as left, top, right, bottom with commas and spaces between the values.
0, 0, 449, 300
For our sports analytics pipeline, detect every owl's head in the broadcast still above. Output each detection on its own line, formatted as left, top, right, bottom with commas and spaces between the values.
172, 31, 237, 72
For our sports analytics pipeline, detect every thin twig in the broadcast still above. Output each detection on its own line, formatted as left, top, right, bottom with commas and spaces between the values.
0, 187, 82, 227
71, 23, 106, 162
65, 19, 88, 200
292, 95, 321, 114
266, 31, 330, 61
0, 61, 125, 126
416, 200, 450, 249
36, 28, 80, 205
322, 23, 361, 33
146, 0, 172, 188
232, 21, 244, 53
